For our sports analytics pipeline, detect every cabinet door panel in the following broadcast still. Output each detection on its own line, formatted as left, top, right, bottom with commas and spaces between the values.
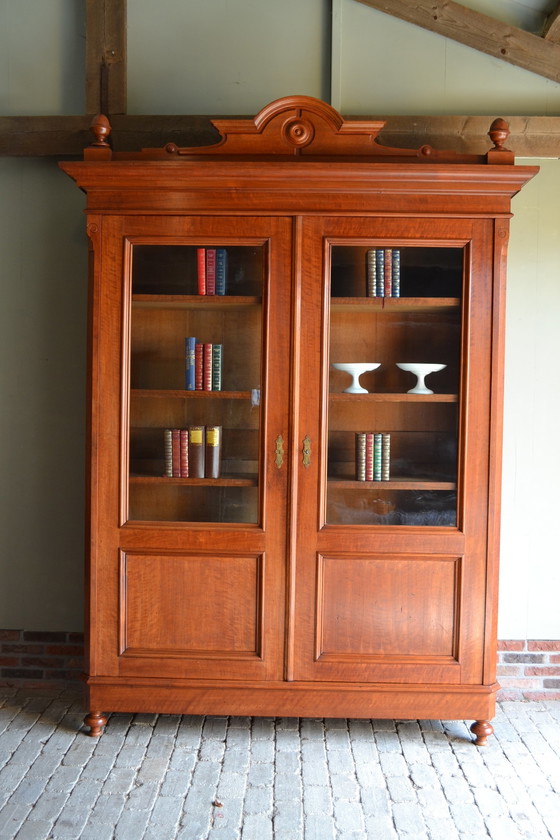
90, 215, 292, 681
318, 554, 459, 659
290, 216, 493, 685
119, 551, 265, 679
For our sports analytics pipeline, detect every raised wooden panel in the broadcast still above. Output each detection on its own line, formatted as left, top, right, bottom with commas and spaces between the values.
317, 553, 460, 660
120, 551, 264, 658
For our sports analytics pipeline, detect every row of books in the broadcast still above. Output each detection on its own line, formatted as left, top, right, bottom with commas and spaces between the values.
197, 247, 228, 295
356, 432, 391, 481
164, 426, 222, 478
366, 249, 401, 298
185, 338, 222, 391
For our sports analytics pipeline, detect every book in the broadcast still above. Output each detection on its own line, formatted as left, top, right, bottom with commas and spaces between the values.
382, 433, 391, 481
195, 342, 204, 390
203, 343, 213, 391
185, 337, 196, 390
365, 433, 374, 481
205, 425, 222, 478
365, 248, 401, 298
366, 250, 378, 297
188, 425, 205, 477
206, 248, 216, 295
375, 249, 385, 297
374, 433, 383, 481
355, 431, 391, 481
384, 249, 393, 297
171, 428, 181, 477
355, 433, 366, 480
216, 248, 227, 295
197, 248, 206, 295
391, 250, 401, 297
180, 429, 189, 477
164, 429, 173, 477
211, 344, 223, 391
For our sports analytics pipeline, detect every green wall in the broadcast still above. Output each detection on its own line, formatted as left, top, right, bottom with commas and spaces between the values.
1, 0, 558, 639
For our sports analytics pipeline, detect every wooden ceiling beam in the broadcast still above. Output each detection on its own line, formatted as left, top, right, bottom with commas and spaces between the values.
1, 113, 557, 158
1, 0, 558, 159
543, 3, 560, 43
85, 0, 127, 115
354, 0, 560, 83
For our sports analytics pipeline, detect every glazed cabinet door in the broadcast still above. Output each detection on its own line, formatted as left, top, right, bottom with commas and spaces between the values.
89, 215, 293, 682
290, 216, 495, 686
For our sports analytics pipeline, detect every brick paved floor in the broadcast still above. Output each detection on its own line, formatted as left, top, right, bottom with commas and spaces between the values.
0, 688, 559, 839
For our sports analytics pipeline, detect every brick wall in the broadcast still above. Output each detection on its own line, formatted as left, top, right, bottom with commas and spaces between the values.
2, 630, 559, 700
0, 630, 84, 688
496, 640, 560, 701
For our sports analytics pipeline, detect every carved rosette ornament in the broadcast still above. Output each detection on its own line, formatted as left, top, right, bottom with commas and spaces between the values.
282, 117, 315, 149
86, 221, 100, 253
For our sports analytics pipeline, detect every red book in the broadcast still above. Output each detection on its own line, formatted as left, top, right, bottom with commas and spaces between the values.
365, 433, 374, 481
384, 248, 393, 297
180, 429, 189, 477
206, 248, 216, 295
171, 429, 181, 477
195, 342, 204, 390
197, 247, 206, 295
203, 343, 213, 391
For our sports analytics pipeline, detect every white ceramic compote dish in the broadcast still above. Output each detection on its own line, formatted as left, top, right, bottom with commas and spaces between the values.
396, 362, 446, 395
331, 362, 381, 394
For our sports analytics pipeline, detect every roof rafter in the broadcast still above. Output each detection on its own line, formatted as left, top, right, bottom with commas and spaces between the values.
0, 0, 558, 158
354, 0, 560, 83
543, 2, 560, 43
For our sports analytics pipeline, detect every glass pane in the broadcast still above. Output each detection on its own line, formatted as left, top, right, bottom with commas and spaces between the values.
327, 245, 462, 527
128, 244, 263, 523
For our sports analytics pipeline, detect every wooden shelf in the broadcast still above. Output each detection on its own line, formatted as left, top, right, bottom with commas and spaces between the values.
329, 478, 456, 490
330, 297, 460, 312
130, 475, 257, 487
329, 392, 458, 402
131, 389, 255, 400
132, 294, 261, 308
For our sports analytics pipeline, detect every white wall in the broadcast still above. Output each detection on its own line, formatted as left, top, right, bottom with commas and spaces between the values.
1, 0, 558, 638
501, 159, 560, 639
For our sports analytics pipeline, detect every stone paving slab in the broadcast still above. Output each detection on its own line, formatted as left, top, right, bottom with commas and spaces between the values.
0, 688, 558, 839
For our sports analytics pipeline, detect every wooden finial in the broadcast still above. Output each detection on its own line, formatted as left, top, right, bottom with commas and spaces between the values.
488, 118, 510, 152
90, 114, 112, 147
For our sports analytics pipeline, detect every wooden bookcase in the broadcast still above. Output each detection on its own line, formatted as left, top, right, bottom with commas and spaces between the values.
60, 96, 537, 743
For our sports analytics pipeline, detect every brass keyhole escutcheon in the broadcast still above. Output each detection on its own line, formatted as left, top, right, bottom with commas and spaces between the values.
275, 435, 284, 469
302, 435, 311, 468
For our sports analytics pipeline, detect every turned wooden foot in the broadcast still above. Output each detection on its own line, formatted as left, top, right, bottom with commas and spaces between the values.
470, 719, 493, 746
84, 711, 108, 737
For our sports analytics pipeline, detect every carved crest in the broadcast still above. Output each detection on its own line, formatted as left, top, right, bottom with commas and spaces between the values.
88, 96, 514, 164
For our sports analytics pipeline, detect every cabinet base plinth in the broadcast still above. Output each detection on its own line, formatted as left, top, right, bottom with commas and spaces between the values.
83, 678, 498, 740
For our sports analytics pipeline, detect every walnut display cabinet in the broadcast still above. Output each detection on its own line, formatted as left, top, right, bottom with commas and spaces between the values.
60, 96, 537, 743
